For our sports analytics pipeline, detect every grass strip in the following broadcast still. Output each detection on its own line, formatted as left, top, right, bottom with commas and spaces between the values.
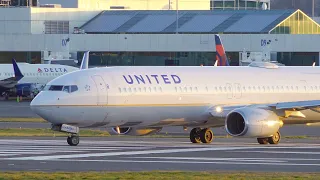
0, 128, 110, 137
0, 171, 319, 180
0, 118, 46, 123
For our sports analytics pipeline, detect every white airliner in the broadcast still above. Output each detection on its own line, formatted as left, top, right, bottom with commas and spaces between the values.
0, 59, 78, 95
30, 37, 320, 146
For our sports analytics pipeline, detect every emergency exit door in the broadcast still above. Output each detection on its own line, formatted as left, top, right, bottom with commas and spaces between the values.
91, 75, 108, 105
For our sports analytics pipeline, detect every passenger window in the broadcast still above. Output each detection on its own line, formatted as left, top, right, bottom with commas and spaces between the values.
123, 88, 127, 93
134, 88, 137, 92
139, 87, 141, 92
128, 88, 132, 93
118, 88, 121, 93
175, 87, 178, 92
159, 87, 162, 92
189, 87, 192, 92
154, 87, 157, 92
184, 87, 187, 92
148, 87, 152, 92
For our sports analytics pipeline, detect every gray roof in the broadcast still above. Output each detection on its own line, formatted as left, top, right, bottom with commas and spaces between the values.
80, 9, 296, 33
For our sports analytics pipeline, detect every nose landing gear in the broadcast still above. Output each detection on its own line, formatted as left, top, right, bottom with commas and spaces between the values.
67, 135, 80, 146
51, 124, 80, 146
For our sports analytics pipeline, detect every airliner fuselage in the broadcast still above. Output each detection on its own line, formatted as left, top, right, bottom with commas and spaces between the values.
30, 64, 320, 145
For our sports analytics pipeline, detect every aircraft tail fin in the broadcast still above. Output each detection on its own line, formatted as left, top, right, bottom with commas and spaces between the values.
214, 34, 229, 66
80, 51, 90, 70
12, 58, 24, 81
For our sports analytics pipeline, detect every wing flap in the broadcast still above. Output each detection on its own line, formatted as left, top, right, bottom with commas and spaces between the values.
270, 100, 320, 110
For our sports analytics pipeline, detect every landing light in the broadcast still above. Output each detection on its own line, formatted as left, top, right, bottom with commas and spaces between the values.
215, 106, 223, 113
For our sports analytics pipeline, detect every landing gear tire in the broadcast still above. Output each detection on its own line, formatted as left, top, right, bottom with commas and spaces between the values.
190, 128, 201, 143
199, 128, 214, 144
268, 131, 281, 144
257, 137, 269, 144
67, 135, 79, 146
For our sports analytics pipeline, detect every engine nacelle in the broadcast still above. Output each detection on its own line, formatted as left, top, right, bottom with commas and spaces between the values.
111, 127, 162, 136
225, 107, 282, 138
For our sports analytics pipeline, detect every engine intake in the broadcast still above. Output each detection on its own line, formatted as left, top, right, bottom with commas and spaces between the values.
225, 107, 282, 137
226, 112, 246, 136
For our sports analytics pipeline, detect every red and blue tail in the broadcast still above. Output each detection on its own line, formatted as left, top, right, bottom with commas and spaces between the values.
214, 35, 229, 66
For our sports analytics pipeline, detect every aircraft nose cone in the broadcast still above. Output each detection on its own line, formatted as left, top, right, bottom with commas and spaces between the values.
30, 93, 53, 122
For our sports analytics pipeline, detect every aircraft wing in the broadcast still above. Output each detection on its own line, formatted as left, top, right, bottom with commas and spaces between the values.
209, 100, 320, 124
269, 100, 320, 110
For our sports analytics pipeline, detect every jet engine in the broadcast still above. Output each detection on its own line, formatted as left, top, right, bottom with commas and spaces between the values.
111, 127, 162, 136
225, 107, 283, 137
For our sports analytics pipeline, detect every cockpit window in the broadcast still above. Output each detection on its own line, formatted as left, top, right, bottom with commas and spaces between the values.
43, 85, 78, 93
71, 85, 78, 92
49, 85, 63, 91
63, 86, 70, 93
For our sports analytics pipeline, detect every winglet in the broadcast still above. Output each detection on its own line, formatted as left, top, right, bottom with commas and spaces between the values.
214, 60, 218, 67
12, 58, 24, 81
80, 51, 90, 70
214, 34, 229, 66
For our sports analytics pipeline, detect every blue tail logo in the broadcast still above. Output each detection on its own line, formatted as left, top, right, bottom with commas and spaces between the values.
11, 58, 24, 81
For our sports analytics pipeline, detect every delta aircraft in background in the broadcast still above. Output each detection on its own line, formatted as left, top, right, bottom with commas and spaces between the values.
0, 59, 79, 97
214, 35, 230, 66
30, 36, 320, 146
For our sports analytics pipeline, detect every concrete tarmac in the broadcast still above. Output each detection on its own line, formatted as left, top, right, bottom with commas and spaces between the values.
0, 137, 320, 172
0, 101, 38, 118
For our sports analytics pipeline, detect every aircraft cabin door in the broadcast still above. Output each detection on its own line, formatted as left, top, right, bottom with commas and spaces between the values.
91, 75, 108, 105
226, 83, 233, 99
234, 83, 242, 99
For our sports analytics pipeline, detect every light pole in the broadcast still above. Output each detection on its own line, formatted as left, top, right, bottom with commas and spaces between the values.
312, 0, 315, 19
176, 0, 178, 34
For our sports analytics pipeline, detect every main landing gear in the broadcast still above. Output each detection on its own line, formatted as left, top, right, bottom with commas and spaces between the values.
190, 128, 214, 144
257, 131, 281, 145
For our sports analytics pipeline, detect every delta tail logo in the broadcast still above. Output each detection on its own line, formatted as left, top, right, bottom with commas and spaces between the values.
37, 68, 43, 73
214, 35, 229, 66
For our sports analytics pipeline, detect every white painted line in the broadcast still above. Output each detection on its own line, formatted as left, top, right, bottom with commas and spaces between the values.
43, 159, 320, 166
231, 151, 320, 155
6, 147, 258, 161
128, 157, 287, 163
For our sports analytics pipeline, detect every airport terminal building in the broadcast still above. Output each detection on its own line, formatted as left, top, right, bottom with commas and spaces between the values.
0, 0, 320, 66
